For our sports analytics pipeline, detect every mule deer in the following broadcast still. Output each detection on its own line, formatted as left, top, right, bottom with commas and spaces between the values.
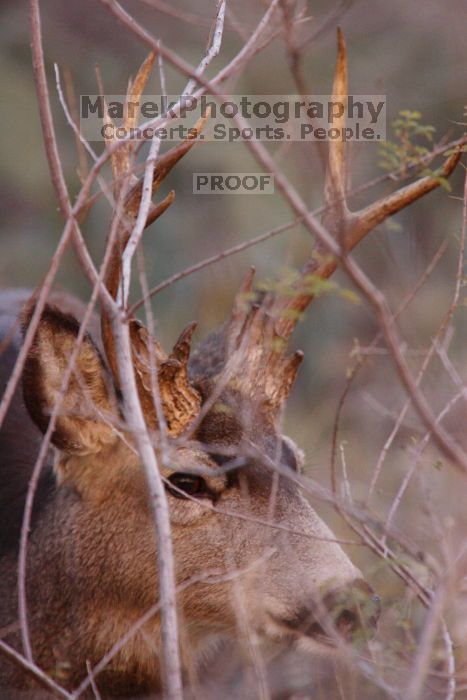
0, 31, 460, 699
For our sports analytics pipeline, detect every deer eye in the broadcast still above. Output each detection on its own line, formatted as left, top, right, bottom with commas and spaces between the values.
167, 473, 207, 499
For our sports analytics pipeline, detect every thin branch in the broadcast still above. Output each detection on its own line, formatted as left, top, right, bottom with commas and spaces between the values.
440, 620, 456, 700
183, 0, 227, 95
85, 660, 102, 700
369, 166, 467, 498
109, 314, 183, 699
383, 389, 464, 540
119, 136, 161, 307
29, 0, 116, 310
405, 583, 449, 700
0, 639, 73, 699
157, 40, 168, 114
129, 217, 302, 315
330, 234, 449, 501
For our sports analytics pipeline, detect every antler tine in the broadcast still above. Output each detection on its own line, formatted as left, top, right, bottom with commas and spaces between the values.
323, 27, 350, 238
103, 53, 156, 197
130, 320, 201, 435
124, 112, 210, 219
345, 148, 462, 250
125, 52, 156, 132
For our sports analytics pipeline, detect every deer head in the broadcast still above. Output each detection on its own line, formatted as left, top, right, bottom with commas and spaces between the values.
10, 32, 460, 695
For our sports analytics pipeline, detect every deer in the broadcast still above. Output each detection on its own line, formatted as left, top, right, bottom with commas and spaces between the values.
0, 30, 461, 699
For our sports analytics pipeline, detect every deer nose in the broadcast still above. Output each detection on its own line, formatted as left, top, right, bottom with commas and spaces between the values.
281, 578, 381, 644
313, 578, 381, 642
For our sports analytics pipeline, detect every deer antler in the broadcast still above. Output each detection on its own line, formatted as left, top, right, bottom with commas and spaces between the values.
212, 28, 462, 421
100, 54, 207, 436
218, 269, 303, 414
273, 27, 462, 341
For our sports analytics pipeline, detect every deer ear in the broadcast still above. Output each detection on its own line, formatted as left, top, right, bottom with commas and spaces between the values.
22, 304, 118, 455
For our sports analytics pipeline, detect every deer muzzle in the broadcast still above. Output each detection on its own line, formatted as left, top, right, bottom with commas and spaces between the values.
273, 578, 381, 646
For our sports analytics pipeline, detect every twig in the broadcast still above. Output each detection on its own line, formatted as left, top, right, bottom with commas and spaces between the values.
383, 389, 464, 540
440, 620, 456, 700
29, 0, 115, 310
62, 67, 89, 185
370, 166, 467, 501
85, 660, 102, 700
54, 64, 100, 166
119, 136, 161, 307
109, 314, 183, 699
129, 217, 302, 315
157, 41, 167, 115
330, 235, 449, 502
0, 639, 73, 699
183, 0, 227, 95
404, 583, 449, 700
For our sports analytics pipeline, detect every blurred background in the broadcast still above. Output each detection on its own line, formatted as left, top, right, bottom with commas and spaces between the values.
0, 0, 466, 696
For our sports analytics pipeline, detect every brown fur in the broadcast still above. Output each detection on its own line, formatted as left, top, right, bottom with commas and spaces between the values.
0, 292, 378, 698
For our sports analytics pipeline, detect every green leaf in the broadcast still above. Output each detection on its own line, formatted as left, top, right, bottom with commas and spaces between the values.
379, 109, 438, 175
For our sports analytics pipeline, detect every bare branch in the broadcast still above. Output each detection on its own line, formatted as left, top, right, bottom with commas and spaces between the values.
183, 0, 227, 95
0, 639, 73, 699
109, 316, 183, 700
